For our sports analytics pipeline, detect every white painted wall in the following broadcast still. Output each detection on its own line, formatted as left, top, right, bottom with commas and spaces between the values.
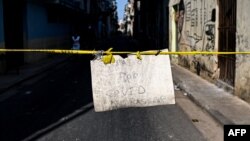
235, 0, 250, 102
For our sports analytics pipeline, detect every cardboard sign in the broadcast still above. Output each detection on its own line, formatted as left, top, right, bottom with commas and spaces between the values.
90, 50, 175, 112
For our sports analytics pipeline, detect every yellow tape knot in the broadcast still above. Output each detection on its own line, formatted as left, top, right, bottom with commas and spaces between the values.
102, 48, 115, 64
136, 51, 142, 60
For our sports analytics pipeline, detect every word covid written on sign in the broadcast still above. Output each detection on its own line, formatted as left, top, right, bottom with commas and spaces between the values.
91, 50, 175, 112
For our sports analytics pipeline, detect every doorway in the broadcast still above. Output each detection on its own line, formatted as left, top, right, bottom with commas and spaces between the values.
218, 0, 236, 86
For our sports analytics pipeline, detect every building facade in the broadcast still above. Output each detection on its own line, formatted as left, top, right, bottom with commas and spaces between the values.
236, 0, 250, 102
124, 0, 135, 36
24, 1, 73, 63
0, 0, 84, 73
133, 0, 169, 50
169, 0, 250, 103
96, 0, 118, 38
0, 0, 4, 73
0, 0, 117, 74
0, 0, 3, 49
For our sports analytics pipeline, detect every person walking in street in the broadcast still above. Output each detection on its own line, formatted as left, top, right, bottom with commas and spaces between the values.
72, 33, 80, 50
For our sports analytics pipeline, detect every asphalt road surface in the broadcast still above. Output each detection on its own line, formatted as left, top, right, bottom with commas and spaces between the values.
0, 37, 208, 141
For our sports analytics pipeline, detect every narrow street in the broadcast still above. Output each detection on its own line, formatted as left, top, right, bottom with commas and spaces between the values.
0, 37, 221, 141
2, 0, 250, 140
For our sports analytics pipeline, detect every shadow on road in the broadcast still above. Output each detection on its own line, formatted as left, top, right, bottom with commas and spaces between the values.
0, 55, 93, 141
0, 35, 147, 141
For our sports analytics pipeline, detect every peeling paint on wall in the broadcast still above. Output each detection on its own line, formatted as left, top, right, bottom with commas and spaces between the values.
174, 0, 218, 76
170, 0, 250, 103
235, 0, 250, 103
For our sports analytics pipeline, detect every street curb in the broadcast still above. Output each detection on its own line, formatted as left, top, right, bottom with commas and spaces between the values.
173, 75, 234, 126
23, 103, 94, 141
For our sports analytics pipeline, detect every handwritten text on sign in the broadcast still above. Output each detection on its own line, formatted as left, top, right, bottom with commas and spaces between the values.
91, 51, 175, 112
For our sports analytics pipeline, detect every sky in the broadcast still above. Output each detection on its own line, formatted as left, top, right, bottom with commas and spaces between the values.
116, 0, 127, 21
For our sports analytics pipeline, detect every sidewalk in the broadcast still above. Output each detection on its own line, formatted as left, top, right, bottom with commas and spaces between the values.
172, 63, 250, 125
0, 55, 70, 96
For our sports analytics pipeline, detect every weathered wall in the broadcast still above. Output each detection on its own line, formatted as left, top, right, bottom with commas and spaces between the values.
172, 0, 218, 79
235, 0, 250, 103
169, 7, 178, 63
24, 3, 71, 63
26, 3, 71, 40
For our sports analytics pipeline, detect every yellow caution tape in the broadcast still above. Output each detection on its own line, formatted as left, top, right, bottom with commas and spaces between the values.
1, 49, 250, 64
0, 49, 96, 54
2, 49, 250, 55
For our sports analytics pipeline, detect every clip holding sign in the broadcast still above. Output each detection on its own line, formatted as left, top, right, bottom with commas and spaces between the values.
93, 49, 104, 60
